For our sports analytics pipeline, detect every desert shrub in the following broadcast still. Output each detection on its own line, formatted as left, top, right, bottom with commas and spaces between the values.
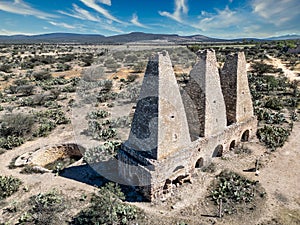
255, 108, 286, 124
35, 109, 70, 125
87, 110, 110, 120
126, 74, 138, 83
18, 189, 65, 225
124, 54, 138, 65
72, 183, 139, 225
210, 170, 265, 215
100, 80, 113, 94
85, 120, 117, 141
110, 116, 132, 128
55, 63, 71, 72
251, 62, 277, 76
257, 125, 290, 150
264, 97, 282, 110
17, 85, 35, 96
13, 79, 29, 86
0, 113, 34, 138
0, 64, 12, 73
0, 135, 24, 149
132, 62, 146, 73
118, 84, 141, 103
84, 141, 121, 163
33, 71, 52, 81
97, 92, 117, 103
33, 121, 56, 137
0, 175, 22, 200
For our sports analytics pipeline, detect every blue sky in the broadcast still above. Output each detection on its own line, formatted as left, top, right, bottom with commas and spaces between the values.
0, 0, 299, 38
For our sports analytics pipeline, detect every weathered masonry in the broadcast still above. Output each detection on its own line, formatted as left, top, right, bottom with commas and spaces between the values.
118, 49, 257, 201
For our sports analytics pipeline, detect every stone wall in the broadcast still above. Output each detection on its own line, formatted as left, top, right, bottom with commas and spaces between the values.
125, 51, 190, 160
220, 52, 254, 125
118, 49, 258, 201
185, 49, 227, 137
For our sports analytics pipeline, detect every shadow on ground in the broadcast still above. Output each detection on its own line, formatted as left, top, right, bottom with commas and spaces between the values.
59, 160, 146, 202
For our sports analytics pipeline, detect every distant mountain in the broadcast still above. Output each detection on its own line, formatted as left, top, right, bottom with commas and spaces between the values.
266, 34, 300, 40
0, 32, 223, 44
0, 32, 298, 44
0, 33, 106, 44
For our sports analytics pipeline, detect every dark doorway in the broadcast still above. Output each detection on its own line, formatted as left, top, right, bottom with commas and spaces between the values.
195, 157, 204, 168
229, 140, 236, 150
212, 145, 223, 157
241, 130, 250, 142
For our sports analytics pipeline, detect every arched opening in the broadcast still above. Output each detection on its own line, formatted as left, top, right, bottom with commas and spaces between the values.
195, 157, 204, 168
241, 130, 250, 142
131, 174, 140, 186
212, 145, 223, 157
229, 140, 236, 150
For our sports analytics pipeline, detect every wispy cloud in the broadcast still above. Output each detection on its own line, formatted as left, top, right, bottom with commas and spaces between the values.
131, 13, 149, 28
0, 0, 56, 19
79, 0, 124, 24
252, 0, 299, 26
195, 6, 241, 32
58, 4, 101, 22
159, 0, 188, 23
0, 28, 37, 35
98, 0, 111, 6
49, 21, 76, 29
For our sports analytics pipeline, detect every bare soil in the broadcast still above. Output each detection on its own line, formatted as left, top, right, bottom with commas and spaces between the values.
0, 52, 299, 224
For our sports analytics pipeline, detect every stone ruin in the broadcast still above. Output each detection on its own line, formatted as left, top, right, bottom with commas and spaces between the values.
118, 49, 257, 201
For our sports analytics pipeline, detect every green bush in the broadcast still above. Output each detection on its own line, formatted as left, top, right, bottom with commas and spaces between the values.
257, 125, 290, 150
18, 189, 65, 225
0, 113, 34, 138
72, 183, 139, 225
33, 121, 56, 137
0, 175, 22, 200
0, 135, 24, 149
84, 141, 121, 163
210, 170, 264, 215
264, 97, 282, 110
33, 71, 52, 81
87, 110, 110, 120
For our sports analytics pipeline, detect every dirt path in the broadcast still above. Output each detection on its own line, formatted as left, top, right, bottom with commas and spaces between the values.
265, 54, 300, 82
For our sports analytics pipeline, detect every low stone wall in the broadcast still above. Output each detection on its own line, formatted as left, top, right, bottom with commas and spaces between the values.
118, 116, 257, 201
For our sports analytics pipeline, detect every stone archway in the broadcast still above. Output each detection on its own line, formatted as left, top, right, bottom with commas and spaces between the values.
241, 130, 250, 142
212, 145, 223, 157
195, 157, 204, 168
229, 140, 236, 150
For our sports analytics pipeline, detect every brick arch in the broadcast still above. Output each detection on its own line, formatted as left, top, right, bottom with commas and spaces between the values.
241, 130, 250, 142
229, 140, 236, 150
212, 144, 223, 157
195, 157, 204, 168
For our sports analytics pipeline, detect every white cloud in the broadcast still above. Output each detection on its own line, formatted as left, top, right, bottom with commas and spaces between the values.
0, 0, 56, 19
195, 6, 241, 31
80, 0, 124, 24
159, 0, 188, 23
0, 28, 37, 35
49, 21, 76, 29
252, 0, 299, 26
98, 0, 111, 6
130, 13, 149, 28
58, 4, 101, 22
